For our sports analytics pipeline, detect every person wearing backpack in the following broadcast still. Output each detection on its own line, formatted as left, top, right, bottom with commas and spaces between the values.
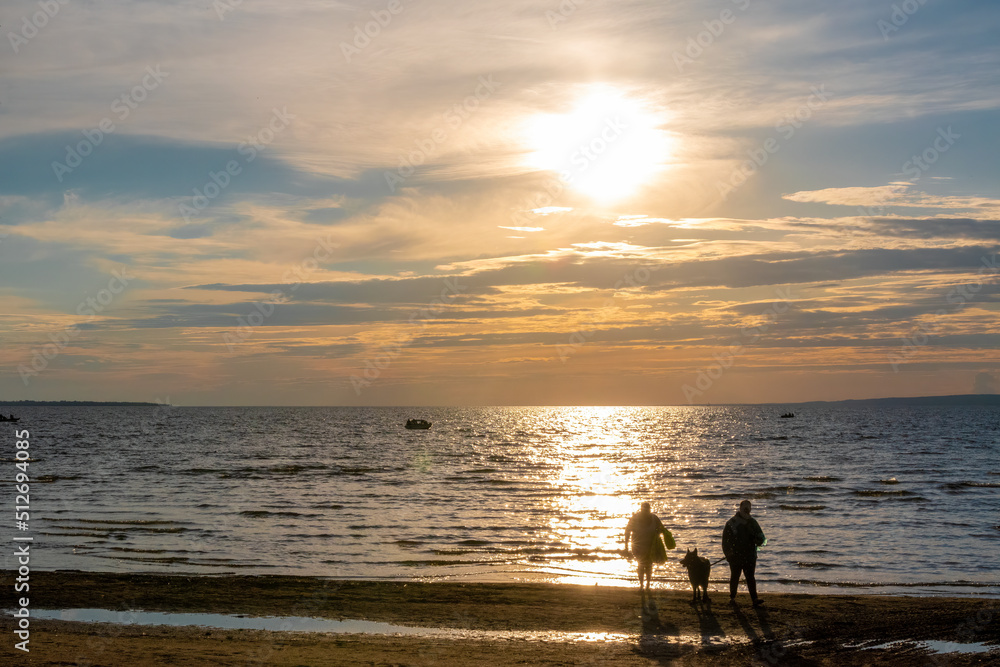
722, 499, 767, 607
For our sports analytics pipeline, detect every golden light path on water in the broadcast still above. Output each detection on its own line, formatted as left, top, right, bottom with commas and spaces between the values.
525, 407, 693, 588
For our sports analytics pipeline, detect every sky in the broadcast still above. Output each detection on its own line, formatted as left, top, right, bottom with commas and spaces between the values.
1, 0, 999, 406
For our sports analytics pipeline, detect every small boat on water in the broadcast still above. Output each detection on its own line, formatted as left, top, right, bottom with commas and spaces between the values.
0, 415, 20, 423
404, 419, 431, 430
780, 412, 795, 419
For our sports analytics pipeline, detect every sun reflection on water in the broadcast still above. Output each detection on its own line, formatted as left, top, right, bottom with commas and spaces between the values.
527, 407, 690, 588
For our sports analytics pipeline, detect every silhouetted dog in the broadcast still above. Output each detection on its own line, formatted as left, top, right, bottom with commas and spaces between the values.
680, 548, 711, 604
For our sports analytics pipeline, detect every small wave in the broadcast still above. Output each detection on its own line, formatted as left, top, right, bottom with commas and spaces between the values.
394, 539, 423, 547
218, 469, 261, 479
44, 524, 189, 534
335, 467, 378, 475
269, 464, 327, 474
941, 481, 1000, 490
399, 559, 485, 567
795, 561, 843, 569
73, 519, 180, 525
94, 555, 266, 568
779, 504, 826, 512
806, 476, 841, 482
769, 485, 837, 495
879, 478, 900, 485
768, 578, 999, 589
239, 510, 317, 518
693, 491, 777, 500
853, 489, 916, 497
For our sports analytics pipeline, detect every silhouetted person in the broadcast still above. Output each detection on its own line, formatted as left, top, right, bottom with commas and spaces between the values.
722, 499, 766, 607
624, 502, 674, 591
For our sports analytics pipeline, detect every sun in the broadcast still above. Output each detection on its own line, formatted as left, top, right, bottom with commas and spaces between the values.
524, 86, 672, 204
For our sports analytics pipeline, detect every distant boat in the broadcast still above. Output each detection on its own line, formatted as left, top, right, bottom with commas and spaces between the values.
404, 419, 431, 430
780, 412, 795, 419
0, 414, 20, 422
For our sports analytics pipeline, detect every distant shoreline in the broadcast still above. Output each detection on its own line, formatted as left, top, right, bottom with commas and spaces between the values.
0, 400, 164, 406
1, 394, 998, 408
732, 393, 1000, 408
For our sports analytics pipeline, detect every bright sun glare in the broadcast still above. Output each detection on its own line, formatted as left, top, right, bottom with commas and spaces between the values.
525, 86, 672, 204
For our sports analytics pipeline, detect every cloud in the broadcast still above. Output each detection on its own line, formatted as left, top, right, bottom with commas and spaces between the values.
784, 183, 1000, 217
973, 371, 999, 394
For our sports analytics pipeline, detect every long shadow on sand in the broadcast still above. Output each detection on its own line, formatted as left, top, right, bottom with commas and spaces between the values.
633, 592, 734, 665
638, 592, 679, 636
634, 593, 685, 664
730, 603, 822, 666
693, 600, 725, 642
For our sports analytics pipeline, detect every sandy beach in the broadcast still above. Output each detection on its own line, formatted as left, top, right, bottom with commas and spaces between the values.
3, 571, 998, 665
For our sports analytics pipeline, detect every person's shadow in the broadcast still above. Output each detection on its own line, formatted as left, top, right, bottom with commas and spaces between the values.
634, 591, 684, 664
638, 591, 678, 636
754, 605, 775, 640
693, 601, 725, 643
730, 603, 760, 643
730, 603, 776, 643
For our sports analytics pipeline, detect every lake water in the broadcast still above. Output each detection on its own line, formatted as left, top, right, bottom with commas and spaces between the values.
3, 405, 998, 596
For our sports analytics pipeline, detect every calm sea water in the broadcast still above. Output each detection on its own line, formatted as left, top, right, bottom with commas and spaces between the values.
2, 405, 998, 596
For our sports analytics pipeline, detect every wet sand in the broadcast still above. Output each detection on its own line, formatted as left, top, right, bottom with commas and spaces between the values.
4, 571, 999, 665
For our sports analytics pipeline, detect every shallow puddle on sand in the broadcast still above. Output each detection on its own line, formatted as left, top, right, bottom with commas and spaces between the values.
19, 608, 741, 646
850, 639, 996, 654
